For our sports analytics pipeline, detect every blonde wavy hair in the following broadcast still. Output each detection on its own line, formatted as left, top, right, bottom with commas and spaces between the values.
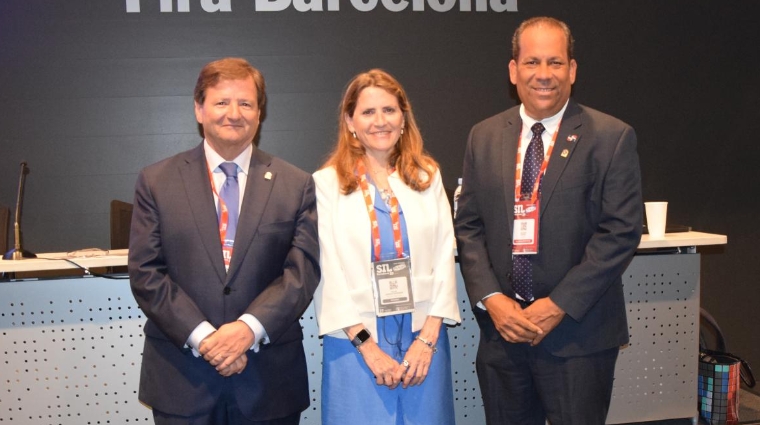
322, 69, 438, 194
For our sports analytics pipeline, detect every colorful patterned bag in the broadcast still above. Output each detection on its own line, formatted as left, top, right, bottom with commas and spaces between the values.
698, 349, 754, 424
698, 308, 755, 425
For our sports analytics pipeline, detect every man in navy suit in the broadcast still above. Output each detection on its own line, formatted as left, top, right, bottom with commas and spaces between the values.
455, 17, 642, 425
129, 58, 320, 425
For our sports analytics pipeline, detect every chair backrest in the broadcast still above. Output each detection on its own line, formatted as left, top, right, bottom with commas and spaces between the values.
110, 200, 133, 250
0, 205, 9, 255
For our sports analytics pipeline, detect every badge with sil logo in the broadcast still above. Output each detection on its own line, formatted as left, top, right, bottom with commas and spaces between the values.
513, 199, 540, 255
371, 257, 414, 316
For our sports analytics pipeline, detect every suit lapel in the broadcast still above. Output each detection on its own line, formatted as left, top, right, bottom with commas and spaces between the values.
501, 111, 521, 235
540, 101, 583, 218
179, 144, 227, 283
226, 148, 274, 280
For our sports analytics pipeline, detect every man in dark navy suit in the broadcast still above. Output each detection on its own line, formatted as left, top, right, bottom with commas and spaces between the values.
455, 17, 642, 425
129, 58, 320, 425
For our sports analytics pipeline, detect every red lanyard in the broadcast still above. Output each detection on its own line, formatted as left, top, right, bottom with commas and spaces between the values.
207, 165, 231, 246
514, 122, 560, 203
355, 160, 404, 262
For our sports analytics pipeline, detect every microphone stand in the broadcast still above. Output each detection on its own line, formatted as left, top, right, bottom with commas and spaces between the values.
3, 161, 36, 260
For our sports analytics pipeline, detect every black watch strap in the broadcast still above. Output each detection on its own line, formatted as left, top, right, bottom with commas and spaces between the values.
351, 329, 371, 348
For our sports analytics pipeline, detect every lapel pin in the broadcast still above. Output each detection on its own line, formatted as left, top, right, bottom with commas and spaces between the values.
567, 134, 578, 143
264, 171, 272, 180
561, 149, 569, 158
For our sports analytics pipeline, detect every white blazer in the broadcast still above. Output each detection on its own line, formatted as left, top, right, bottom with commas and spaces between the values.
312, 166, 461, 340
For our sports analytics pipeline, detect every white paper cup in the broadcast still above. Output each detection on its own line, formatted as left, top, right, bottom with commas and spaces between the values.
645, 202, 668, 239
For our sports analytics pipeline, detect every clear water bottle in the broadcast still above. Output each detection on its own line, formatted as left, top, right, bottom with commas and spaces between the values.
453, 177, 463, 219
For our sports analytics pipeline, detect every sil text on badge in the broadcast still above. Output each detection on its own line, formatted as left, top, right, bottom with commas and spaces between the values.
513, 200, 539, 255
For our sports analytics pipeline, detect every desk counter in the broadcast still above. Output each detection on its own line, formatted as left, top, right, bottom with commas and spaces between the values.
0, 232, 726, 424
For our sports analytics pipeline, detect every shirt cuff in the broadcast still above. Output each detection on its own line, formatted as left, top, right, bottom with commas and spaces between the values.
238, 313, 269, 353
477, 292, 502, 310
186, 321, 216, 358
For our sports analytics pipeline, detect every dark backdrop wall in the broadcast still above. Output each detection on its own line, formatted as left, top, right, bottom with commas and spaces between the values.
2, 0, 758, 377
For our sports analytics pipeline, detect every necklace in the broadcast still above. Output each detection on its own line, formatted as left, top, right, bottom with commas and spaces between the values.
379, 187, 394, 208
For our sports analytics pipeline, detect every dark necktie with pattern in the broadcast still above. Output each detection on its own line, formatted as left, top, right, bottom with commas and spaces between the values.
513, 122, 545, 302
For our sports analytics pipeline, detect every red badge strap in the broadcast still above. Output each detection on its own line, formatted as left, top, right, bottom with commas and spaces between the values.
355, 160, 404, 262
514, 122, 560, 203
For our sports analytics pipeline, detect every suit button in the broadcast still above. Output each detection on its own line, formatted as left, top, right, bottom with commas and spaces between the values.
223, 287, 231, 295
507, 273, 513, 281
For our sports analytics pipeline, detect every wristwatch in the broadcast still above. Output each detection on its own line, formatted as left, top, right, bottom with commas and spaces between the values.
351, 329, 371, 348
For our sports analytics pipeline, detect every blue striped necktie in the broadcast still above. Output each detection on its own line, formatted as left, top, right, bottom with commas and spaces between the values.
218, 162, 239, 244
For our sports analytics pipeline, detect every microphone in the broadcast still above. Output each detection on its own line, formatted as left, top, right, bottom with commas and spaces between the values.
3, 161, 36, 260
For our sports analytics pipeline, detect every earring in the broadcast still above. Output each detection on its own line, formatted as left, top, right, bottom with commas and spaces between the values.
351, 131, 357, 139
401, 128, 405, 135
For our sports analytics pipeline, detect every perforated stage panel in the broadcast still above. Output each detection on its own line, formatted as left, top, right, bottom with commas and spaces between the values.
1, 253, 699, 425
0, 277, 147, 424
607, 253, 701, 423
0, 270, 485, 425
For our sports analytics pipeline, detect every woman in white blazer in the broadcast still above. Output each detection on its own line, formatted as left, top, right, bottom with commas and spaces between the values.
313, 69, 461, 424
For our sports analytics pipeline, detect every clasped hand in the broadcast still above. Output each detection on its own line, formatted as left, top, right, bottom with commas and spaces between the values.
360, 341, 406, 389
399, 338, 434, 388
483, 294, 565, 345
360, 338, 434, 389
199, 321, 255, 377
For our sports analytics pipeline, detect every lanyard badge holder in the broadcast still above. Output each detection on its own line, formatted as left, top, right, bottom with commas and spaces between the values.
372, 256, 414, 316
356, 160, 415, 317
513, 199, 540, 254
512, 124, 559, 256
